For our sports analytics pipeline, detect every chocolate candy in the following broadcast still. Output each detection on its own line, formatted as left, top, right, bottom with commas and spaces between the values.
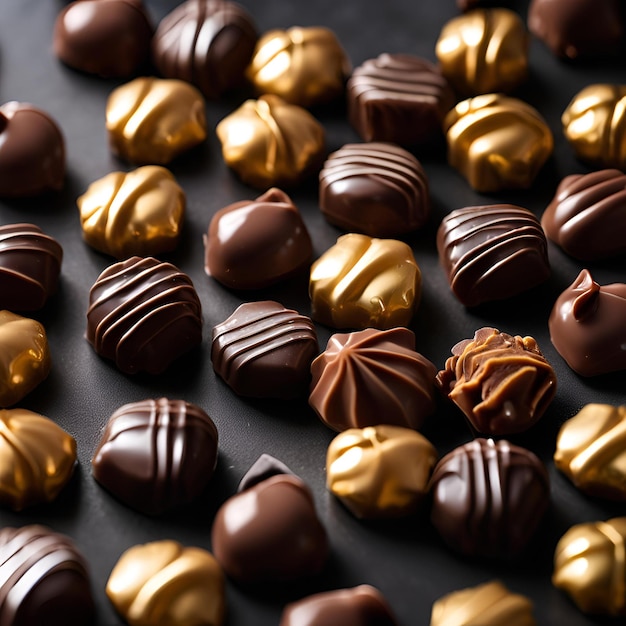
445, 93, 553, 192
0, 525, 94, 626
216, 94, 325, 189
77, 166, 185, 259
106, 539, 225, 626
152, 0, 258, 100
204, 188, 313, 289
0, 101, 65, 197
309, 233, 421, 330
437, 327, 557, 436
0, 310, 51, 407
347, 53, 455, 146
326, 425, 438, 518
86, 256, 202, 375
310, 328, 437, 432
92, 398, 218, 515
319, 142, 430, 237
429, 438, 550, 558
437, 204, 550, 307
247, 26, 351, 107
106, 77, 207, 165
211, 301, 318, 398
53, 0, 153, 78
0, 223, 63, 311
548, 269, 626, 377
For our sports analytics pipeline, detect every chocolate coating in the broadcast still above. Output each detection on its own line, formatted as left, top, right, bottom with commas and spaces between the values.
319, 142, 430, 237
429, 438, 550, 558
86, 256, 203, 375
211, 300, 318, 398
204, 188, 313, 289
548, 269, 626, 377
437, 204, 551, 307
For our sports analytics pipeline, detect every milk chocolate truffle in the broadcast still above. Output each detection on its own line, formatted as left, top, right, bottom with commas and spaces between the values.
310, 328, 437, 432
319, 142, 430, 237
437, 204, 551, 307
309, 233, 421, 330
211, 301, 318, 398
326, 425, 438, 518
0, 101, 65, 197
53, 0, 153, 78
548, 269, 626, 377
152, 0, 258, 100
0, 223, 63, 311
86, 256, 202, 375
0, 525, 94, 626
106, 77, 207, 165
247, 26, 351, 107
216, 94, 325, 189
106, 540, 225, 626
437, 327, 557, 436
347, 53, 455, 146
429, 438, 550, 558
204, 188, 313, 290
92, 398, 218, 515
445, 93, 553, 192
0, 310, 51, 407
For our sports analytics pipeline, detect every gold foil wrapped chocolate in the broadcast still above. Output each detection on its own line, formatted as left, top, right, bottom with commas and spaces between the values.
106, 540, 225, 626
106, 77, 207, 165
78, 166, 185, 259
445, 93, 553, 192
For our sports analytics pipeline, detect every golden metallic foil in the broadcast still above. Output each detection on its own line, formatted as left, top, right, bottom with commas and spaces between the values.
0, 408, 76, 511
106, 77, 207, 165
436, 8, 529, 96
444, 93, 553, 192
106, 540, 225, 626
216, 94, 326, 190
553, 516, 626, 617
326, 425, 438, 518
246, 26, 351, 107
309, 233, 421, 330
78, 166, 185, 259
562, 84, 626, 170
0, 310, 50, 407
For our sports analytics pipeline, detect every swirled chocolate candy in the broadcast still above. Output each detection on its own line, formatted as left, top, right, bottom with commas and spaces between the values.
106, 540, 225, 626
247, 26, 351, 107
326, 425, 438, 518
309, 233, 421, 330
204, 188, 312, 289
310, 328, 437, 432
347, 53, 455, 146
92, 398, 218, 515
548, 269, 626, 377
211, 301, 318, 398
436, 8, 529, 96
437, 204, 550, 307
0, 223, 63, 311
211, 454, 328, 585
437, 327, 557, 435
106, 77, 207, 165
0, 310, 51, 407
53, 0, 153, 78
152, 0, 258, 100
319, 142, 430, 237
429, 438, 550, 558
0, 101, 65, 197
445, 93, 553, 192
553, 517, 626, 616
77, 166, 185, 259
86, 256, 202, 375
216, 94, 325, 189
